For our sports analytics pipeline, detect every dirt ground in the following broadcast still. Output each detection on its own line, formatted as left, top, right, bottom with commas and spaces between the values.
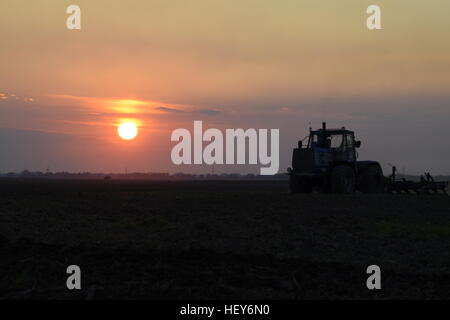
1, 179, 450, 299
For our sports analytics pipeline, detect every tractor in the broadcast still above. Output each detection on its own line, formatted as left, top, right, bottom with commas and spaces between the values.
287, 122, 384, 194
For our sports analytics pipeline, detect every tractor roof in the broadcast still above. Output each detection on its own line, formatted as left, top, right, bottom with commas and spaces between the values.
311, 128, 354, 135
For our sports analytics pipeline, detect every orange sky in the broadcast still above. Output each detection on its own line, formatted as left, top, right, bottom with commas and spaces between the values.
1, 0, 450, 174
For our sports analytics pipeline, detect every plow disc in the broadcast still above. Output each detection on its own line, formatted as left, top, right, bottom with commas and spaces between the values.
386, 166, 449, 195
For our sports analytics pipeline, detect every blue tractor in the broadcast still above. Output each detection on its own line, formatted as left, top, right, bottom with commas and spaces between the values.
287, 122, 384, 194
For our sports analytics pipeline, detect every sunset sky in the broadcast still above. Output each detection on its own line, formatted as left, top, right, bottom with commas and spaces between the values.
1, 0, 450, 174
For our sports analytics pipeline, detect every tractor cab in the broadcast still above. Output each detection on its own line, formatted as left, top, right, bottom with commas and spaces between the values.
309, 127, 359, 162
293, 123, 360, 175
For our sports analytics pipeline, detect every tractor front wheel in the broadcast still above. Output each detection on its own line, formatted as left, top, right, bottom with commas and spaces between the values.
289, 174, 312, 194
331, 165, 355, 194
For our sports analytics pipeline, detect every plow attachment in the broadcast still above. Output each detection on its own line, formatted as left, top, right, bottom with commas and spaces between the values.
386, 166, 449, 195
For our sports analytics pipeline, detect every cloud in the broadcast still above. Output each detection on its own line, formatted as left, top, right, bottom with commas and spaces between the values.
155, 106, 221, 116
155, 106, 184, 113
192, 109, 221, 116
0, 92, 34, 102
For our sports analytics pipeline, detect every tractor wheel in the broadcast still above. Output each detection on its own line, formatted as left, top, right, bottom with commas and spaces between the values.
362, 165, 384, 193
289, 174, 300, 194
331, 165, 355, 194
289, 175, 312, 194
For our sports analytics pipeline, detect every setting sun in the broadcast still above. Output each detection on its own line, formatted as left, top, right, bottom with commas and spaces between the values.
118, 122, 138, 140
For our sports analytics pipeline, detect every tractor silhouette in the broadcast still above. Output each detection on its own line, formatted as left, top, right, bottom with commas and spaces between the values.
288, 122, 383, 194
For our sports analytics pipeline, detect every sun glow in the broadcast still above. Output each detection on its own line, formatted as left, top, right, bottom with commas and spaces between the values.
118, 122, 138, 140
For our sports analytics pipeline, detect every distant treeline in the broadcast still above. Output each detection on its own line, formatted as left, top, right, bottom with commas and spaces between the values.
0, 170, 289, 181
1, 170, 448, 182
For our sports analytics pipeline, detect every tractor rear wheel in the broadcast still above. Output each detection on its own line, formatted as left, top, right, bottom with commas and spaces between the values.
331, 165, 355, 194
362, 165, 384, 193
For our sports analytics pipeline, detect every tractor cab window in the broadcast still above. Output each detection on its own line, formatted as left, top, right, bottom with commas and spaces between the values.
330, 134, 344, 149
311, 133, 344, 149
346, 134, 354, 148
311, 134, 328, 148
